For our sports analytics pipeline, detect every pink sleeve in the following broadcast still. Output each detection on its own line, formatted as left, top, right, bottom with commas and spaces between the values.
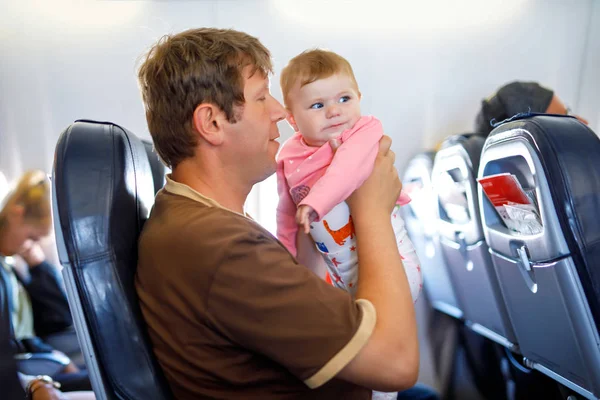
276, 160, 299, 256
298, 124, 382, 221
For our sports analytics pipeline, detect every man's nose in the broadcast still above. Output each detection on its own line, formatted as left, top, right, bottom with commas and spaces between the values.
270, 97, 287, 122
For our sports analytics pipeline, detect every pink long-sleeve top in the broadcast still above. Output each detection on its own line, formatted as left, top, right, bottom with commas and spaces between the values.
276, 115, 411, 256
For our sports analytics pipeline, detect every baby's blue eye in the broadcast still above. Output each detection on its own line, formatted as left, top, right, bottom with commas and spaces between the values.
310, 103, 324, 109
339, 96, 351, 103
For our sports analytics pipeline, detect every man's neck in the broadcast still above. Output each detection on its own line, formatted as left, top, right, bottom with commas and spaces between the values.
171, 157, 250, 215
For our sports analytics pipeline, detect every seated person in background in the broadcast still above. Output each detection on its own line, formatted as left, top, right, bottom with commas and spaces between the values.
0, 250, 94, 400
0, 170, 91, 392
475, 80, 588, 135
276, 49, 422, 306
136, 27, 419, 399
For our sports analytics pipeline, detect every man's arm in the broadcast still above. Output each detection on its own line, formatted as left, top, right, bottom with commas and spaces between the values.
17, 245, 72, 338
336, 136, 419, 391
298, 116, 382, 220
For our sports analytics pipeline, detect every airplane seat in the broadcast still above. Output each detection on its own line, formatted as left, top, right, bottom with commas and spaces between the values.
52, 120, 173, 399
142, 140, 168, 194
402, 151, 463, 319
431, 133, 518, 350
0, 262, 70, 377
478, 114, 600, 399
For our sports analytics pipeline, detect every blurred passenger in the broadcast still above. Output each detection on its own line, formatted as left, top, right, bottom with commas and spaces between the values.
475, 81, 588, 135
0, 170, 90, 392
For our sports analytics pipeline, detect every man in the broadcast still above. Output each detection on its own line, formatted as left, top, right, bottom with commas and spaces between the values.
135, 28, 418, 399
475, 80, 588, 135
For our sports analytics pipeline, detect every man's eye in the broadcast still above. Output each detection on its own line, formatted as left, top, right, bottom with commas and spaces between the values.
339, 96, 351, 103
310, 103, 324, 109
258, 96, 266, 101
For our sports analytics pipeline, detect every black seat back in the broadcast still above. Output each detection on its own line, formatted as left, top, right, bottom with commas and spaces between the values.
52, 120, 173, 400
142, 141, 168, 194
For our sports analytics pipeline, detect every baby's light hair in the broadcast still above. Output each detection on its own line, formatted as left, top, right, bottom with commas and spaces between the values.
280, 49, 359, 109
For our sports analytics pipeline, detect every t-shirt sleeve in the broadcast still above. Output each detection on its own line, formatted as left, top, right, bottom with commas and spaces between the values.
205, 224, 376, 388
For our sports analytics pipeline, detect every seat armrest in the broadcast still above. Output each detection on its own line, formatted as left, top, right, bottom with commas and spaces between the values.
15, 352, 70, 376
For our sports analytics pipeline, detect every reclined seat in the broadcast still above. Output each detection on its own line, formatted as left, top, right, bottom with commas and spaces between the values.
478, 114, 600, 399
432, 134, 518, 350
52, 120, 173, 399
402, 151, 462, 318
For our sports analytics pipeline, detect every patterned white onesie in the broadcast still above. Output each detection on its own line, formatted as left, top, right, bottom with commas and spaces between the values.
310, 202, 422, 302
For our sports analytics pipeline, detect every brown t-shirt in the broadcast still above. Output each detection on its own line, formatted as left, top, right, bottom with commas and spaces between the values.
135, 176, 376, 399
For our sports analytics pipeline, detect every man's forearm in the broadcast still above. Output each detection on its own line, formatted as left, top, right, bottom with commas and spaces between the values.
354, 213, 418, 363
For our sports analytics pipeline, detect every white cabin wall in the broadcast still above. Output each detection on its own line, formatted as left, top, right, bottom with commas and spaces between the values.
0, 0, 598, 217
578, 0, 600, 133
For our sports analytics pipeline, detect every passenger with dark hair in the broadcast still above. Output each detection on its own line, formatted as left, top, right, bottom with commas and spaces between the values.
475, 81, 588, 135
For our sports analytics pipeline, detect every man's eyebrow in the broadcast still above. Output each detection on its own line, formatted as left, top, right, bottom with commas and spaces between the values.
254, 84, 270, 97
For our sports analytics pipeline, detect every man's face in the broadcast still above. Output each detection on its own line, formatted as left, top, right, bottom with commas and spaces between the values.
0, 208, 49, 256
221, 67, 286, 185
546, 95, 589, 125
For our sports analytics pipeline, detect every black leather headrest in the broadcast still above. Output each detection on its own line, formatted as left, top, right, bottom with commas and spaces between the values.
142, 141, 167, 195
486, 114, 600, 330
53, 120, 173, 399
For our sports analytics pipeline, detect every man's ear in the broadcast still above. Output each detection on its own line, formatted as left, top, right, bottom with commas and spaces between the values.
192, 103, 225, 146
286, 112, 299, 132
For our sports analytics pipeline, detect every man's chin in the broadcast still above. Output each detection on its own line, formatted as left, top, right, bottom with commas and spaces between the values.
264, 162, 278, 180
252, 162, 277, 185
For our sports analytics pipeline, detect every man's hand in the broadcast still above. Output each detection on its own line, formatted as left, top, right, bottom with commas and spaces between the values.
29, 380, 68, 400
18, 241, 46, 267
295, 205, 317, 234
52, 350, 80, 374
347, 135, 402, 220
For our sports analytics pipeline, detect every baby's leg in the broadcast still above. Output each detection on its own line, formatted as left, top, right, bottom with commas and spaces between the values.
392, 206, 423, 302
309, 202, 359, 295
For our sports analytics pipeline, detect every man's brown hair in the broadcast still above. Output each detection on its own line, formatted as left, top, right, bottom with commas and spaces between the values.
138, 28, 273, 168
280, 49, 359, 109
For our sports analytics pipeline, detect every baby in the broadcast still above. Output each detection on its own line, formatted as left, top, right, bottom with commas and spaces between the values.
276, 48, 423, 304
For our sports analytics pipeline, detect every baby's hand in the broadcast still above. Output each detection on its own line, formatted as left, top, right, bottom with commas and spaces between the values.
296, 205, 317, 234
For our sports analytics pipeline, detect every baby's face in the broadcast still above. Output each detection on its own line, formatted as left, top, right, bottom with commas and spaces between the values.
287, 73, 361, 147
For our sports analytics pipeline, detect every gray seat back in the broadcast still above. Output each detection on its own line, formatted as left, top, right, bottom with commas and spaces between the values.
432, 134, 517, 350
479, 114, 600, 399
